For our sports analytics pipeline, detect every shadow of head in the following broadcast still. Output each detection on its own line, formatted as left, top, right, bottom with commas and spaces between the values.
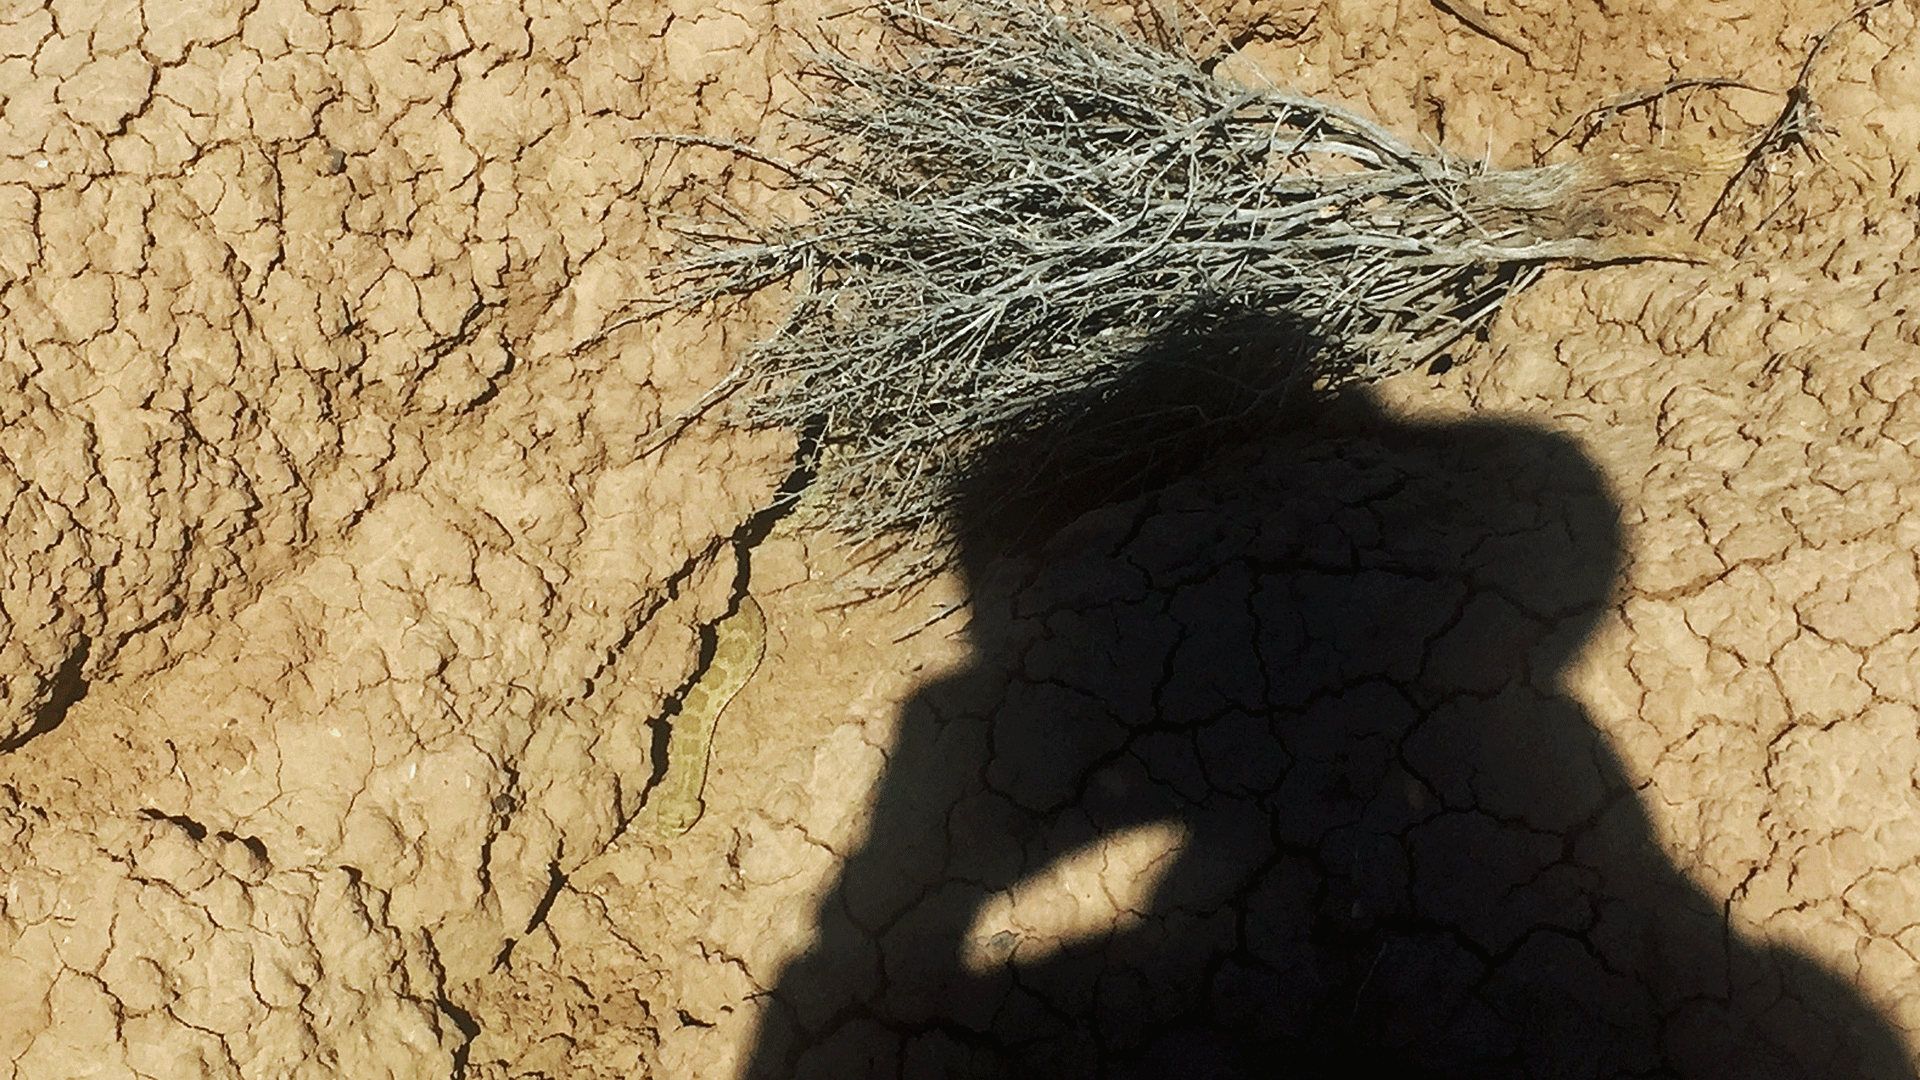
945, 311, 1624, 672
944, 309, 1326, 573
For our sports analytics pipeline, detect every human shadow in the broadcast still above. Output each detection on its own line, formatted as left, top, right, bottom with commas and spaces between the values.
742, 319, 1916, 1080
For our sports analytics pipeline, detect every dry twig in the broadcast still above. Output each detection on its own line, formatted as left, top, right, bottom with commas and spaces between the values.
1540, 77, 1771, 160
1696, 0, 1900, 238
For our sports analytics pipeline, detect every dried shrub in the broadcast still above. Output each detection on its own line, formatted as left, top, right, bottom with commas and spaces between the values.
668, 1, 1702, 565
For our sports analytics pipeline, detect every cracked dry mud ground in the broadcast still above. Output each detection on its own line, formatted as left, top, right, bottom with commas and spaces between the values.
3, 0, 1920, 1078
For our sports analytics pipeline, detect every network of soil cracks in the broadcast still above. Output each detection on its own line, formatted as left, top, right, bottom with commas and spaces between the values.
3, 1, 1920, 1078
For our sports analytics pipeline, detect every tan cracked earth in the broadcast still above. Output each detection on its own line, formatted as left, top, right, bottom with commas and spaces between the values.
2, 0, 1920, 1077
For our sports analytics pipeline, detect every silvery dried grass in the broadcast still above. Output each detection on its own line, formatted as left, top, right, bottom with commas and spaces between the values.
668, 1, 1689, 557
